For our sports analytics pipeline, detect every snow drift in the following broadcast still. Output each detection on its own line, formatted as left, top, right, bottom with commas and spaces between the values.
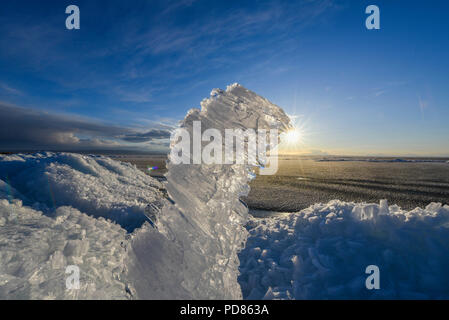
0, 153, 163, 299
0, 200, 129, 299
239, 200, 449, 299
0, 152, 164, 232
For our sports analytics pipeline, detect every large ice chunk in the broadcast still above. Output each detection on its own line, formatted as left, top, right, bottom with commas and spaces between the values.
126, 84, 291, 299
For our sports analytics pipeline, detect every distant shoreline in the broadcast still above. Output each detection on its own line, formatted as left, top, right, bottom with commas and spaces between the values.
315, 157, 449, 163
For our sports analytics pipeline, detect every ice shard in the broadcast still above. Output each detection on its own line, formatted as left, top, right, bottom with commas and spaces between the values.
126, 84, 291, 299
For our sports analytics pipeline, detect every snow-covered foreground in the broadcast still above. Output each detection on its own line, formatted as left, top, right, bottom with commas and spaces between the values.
0, 152, 157, 299
239, 200, 449, 299
0, 152, 164, 232
1, 152, 449, 299
0, 200, 129, 299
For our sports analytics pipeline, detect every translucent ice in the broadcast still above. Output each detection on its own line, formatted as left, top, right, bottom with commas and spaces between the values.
126, 84, 292, 299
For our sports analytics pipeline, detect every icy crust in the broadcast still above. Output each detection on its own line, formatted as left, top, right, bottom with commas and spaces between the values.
0, 152, 164, 232
126, 84, 292, 299
0, 152, 167, 299
239, 200, 449, 299
0, 199, 128, 300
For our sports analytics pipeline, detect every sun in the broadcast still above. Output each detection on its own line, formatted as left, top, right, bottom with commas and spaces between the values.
279, 115, 310, 153
283, 128, 302, 145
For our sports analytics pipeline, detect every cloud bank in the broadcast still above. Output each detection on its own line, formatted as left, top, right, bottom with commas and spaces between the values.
0, 103, 172, 152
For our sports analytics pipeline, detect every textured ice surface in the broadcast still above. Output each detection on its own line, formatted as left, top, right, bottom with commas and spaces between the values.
0, 199, 128, 299
239, 200, 449, 299
0, 152, 165, 299
126, 84, 292, 299
0, 152, 164, 232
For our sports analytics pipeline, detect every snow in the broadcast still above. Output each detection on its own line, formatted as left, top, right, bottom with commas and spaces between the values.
239, 200, 449, 299
0, 152, 164, 232
0, 152, 165, 299
0, 199, 128, 299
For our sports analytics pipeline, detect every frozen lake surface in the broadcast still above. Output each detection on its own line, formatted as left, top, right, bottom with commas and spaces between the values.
117, 155, 449, 213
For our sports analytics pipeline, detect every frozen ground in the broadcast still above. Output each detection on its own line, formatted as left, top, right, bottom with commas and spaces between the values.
118, 155, 449, 213
244, 157, 449, 212
239, 200, 449, 299
0, 152, 162, 299
0, 200, 129, 299
0, 152, 165, 232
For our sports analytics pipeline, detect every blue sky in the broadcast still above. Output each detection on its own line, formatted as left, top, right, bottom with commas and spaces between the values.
0, 0, 448, 155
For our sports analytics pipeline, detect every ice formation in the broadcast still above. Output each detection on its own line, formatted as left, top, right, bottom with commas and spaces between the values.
0, 200, 129, 299
126, 84, 292, 299
0, 153, 164, 232
0, 153, 163, 299
239, 200, 449, 299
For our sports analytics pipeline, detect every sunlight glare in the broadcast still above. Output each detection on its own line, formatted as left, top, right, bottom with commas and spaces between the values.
283, 128, 302, 145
